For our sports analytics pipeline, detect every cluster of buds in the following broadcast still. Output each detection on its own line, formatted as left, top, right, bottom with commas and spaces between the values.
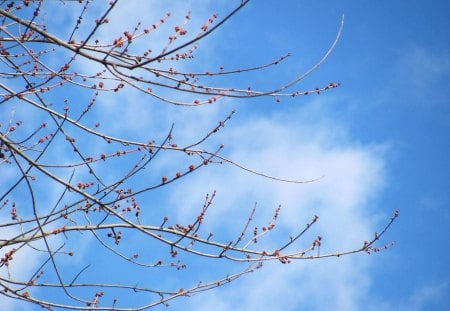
87, 291, 104, 307
10, 202, 17, 220
51, 226, 66, 235
273, 249, 290, 264
312, 236, 322, 249
1, 248, 16, 266
107, 230, 122, 245
77, 181, 95, 189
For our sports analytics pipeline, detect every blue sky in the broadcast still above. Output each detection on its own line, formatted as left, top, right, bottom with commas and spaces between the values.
175, 2, 450, 309
1, 1, 449, 310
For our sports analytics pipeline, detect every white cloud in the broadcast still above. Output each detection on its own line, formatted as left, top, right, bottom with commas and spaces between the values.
164, 99, 389, 310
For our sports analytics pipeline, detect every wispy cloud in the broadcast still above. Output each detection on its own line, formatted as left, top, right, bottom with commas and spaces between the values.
368, 280, 450, 311
393, 46, 450, 105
